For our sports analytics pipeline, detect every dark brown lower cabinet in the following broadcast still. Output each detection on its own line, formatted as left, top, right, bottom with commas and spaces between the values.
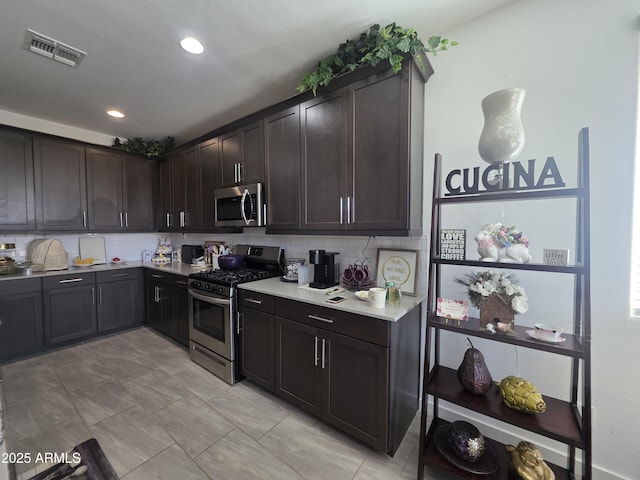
145, 270, 189, 346
267, 295, 420, 455
238, 291, 275, 391
96, 269, 144, 333
43, 272, 97, 345
0, 278, 43, 361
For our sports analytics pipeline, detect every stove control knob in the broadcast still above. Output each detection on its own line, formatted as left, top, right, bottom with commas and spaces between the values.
191, 281, 200, 289
204, 283, 211, 291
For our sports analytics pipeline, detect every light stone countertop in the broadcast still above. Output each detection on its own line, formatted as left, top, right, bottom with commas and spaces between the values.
0, 260, 202, 282
239, 277, 425, 322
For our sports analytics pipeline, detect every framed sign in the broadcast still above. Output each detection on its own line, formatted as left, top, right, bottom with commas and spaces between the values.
440, 229, 466, 260
376, 248, 419, 296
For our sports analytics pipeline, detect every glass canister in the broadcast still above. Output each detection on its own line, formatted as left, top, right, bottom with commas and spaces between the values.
388, 282, 402, 306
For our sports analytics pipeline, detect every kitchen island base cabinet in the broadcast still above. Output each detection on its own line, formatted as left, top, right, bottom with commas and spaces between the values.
0, 278, 43, 362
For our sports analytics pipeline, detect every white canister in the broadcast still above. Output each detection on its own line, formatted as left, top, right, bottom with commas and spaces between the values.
298, 264, 313, 285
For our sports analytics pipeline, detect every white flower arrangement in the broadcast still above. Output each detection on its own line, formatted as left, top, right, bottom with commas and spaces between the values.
456, 270, 529, 314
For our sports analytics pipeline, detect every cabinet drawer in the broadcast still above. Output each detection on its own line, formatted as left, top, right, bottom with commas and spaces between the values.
1, 277, 41, 295
275, 297, 389, 347
144, 269, 188, 288
43, 272, 95, 289
239, 290, 274, 314
97, 268, 142, 283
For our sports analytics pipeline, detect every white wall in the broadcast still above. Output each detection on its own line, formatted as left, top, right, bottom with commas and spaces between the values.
420, 0, 639, 478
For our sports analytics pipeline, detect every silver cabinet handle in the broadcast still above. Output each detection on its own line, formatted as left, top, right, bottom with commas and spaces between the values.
347, 196, 352, 224
314, 335, 319, 367
176, 280, 187, 285
308, 314, 334, 324
237, 312, 244, 335
59, 278, 83, 284
82, 210, 87, 227
151, 274, 164, 278
166, 212, 171, 228
321, 338, 327, 369
119, 212, 124, 228
91, 287, 95, 305
339, 197, 344, 225
98, 286, 103, 304
237, 162, 242, 183
245, 298, 263, 305
124, 212, 128, 228
109, 273, 129, 278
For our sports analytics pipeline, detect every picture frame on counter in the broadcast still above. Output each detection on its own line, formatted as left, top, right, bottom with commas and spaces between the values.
376, 248, 418, 296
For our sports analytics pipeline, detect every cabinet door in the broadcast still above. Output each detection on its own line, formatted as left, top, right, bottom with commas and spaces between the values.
240, 120, 264, 184
0, 279, 43, 361
199, 137, 219, 228
220, 130, 242, 187
183, 146, 201, 229
122, 154, 155, 231
349, 71, 410, 231
173, 281, 189, 346
44, 278, 97, 344
275, 316, 322, 417
301, 89, 348, 230
159, 157, 173, 230
97, 270, 144, 332
240, 307, 275, 391
323, 331, 389, 451
265, 106, 300, 231
34, 137, 87, 230
170, 152, 187, 227
86, 148, 123, 230
146, 281, 173, 336
0, 129, 35, 230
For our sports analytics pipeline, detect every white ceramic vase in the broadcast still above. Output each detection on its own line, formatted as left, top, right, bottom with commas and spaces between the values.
478, 88, 526, 165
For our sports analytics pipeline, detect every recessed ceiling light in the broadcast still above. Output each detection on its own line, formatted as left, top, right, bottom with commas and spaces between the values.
179, 37, 204, 55
107, 109, 125, 118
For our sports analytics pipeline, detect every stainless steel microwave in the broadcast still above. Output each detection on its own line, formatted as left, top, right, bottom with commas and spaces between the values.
214, 183, 265, 227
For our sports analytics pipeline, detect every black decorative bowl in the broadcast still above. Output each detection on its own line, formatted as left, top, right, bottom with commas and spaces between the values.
218, 254, 244, 270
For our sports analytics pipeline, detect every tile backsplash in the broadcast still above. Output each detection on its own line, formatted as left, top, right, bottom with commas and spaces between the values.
0, 230, 429, 295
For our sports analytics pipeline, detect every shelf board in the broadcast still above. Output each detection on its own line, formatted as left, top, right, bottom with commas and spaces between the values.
428, 315, 586, 358
436, 187, 585, 204
431, 257, 586, 274
426, 366, 585, 447
422, 418, 573, 480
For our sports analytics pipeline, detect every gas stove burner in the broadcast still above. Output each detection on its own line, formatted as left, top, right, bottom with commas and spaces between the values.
189, 266, 279, 287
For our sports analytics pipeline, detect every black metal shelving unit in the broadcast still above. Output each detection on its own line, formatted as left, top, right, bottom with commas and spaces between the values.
417, 128, 592, 479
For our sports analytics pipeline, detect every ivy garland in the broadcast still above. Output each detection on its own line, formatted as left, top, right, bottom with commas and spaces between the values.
297, 23, 457, 95
112, 136, 175, 159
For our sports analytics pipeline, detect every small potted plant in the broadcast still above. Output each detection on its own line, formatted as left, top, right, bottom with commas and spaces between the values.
456, 270, 528, 332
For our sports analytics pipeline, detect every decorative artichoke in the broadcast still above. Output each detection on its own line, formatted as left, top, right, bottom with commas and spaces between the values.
498, 376, 546, 414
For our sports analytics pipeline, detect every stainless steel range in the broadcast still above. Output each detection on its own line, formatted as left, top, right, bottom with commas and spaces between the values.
188, 244, 283, 384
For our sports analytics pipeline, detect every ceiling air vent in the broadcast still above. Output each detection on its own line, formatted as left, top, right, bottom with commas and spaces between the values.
23, 29, 86, 68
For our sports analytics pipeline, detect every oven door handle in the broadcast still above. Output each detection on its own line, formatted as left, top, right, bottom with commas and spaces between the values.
240, 188, 255, 226
189, 290, 231, 307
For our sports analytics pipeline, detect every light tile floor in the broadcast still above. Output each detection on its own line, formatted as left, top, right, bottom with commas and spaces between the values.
1, 327, 431, 480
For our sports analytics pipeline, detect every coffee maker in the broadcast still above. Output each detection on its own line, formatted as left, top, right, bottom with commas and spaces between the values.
309, 250, 340, 289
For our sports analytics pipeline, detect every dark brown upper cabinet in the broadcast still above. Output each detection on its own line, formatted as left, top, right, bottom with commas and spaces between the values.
34, 137, 88, 231
86, 148, 155, 231
159, 145, 201, 230
297, 55, 431, 236
265, 105, 301, 232
0, 128, 35, 230
198, 137, 220, 229
219, 120, 265, 187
